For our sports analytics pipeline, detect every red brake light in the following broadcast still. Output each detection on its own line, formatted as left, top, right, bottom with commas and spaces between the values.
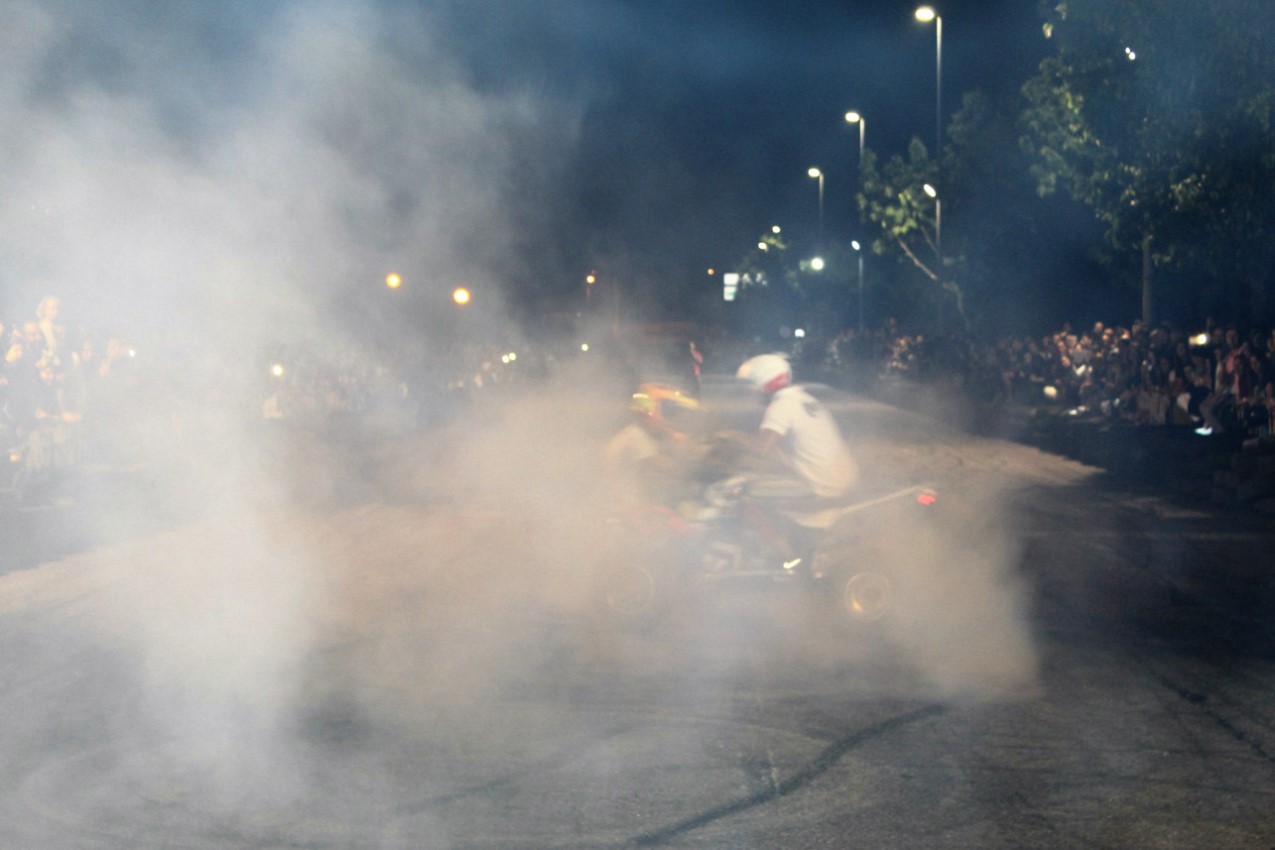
916, 491, 937, 506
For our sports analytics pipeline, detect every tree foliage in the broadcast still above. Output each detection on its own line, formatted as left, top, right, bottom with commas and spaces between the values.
1021, 0, 1275, 322
857, 140, 962, 326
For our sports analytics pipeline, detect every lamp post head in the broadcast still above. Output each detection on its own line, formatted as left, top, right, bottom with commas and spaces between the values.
923, 183, 938, 198
808, 167, 823, 179
915, 5, 937, 23
851, 240, 861, 251
844, 111, 861, 124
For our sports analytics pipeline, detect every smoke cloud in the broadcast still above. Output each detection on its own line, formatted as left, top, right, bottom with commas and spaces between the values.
0, 3, 1040, 845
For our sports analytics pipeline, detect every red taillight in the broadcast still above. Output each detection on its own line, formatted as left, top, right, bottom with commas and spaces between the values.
916, 491, 937, 506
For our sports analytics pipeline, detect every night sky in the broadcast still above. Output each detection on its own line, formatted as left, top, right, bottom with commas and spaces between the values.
432, 0, 1051, 309
0, 0, 1051, 341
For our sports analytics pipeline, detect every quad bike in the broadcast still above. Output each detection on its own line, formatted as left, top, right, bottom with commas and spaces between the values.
591, 473, 940, 633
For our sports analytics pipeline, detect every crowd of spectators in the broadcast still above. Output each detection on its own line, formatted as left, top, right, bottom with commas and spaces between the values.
10, 289, 1275, 504
822, 318, 1275, 440
2, 297, 149, 492
3, 293, 568, 498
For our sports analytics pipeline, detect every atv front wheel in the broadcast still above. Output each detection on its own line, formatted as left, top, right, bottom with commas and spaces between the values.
593, 560, 667, 631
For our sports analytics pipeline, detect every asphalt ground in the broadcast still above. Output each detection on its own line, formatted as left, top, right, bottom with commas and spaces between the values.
1, 379, 1272, 848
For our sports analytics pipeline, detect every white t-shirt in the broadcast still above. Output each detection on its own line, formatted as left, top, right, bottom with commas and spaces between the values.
759, 385, 858, 497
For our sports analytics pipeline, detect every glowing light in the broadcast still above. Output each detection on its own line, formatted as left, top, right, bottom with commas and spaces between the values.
807, 166, 822, 179
501, 354, 510, 364
509, 352, 517, 361
386, 273, 402, 289
585, 273, 597, 285
758, 242, 768, 251
851, 240, 861, 251
452, 287, 471, 305
271, 363, 285, 378
706, 268, 715, 276
845, 110, 862, 124
580, 343, 590, 352
771, 225, 781, 234
1191, 333, 1209, 346
810, 256, 825, 271
1043, 385, 1058, 400
915, 5, 936, 22
1124, 46, 1137, 60
795, 328, 806, 338
916, 491, 937, 506
923, 183, 938, 198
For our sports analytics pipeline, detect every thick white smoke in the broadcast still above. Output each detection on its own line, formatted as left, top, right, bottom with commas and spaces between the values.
0, 0, 585, 797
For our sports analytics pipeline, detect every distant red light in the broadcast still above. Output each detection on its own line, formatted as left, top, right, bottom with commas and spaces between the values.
916, 491, 937, 506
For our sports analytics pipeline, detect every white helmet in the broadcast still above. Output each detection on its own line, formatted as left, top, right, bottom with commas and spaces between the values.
736, 353, 792, 394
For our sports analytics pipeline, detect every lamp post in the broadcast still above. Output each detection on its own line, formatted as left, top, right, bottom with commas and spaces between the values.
843, 111, 866, 172
923, 183, 942, 271
851, 239, 865, 332
915, 6, 942, 166
807, 167, 825, 247
844, 111, 868, 323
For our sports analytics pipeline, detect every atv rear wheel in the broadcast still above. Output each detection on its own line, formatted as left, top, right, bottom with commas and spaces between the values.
837, 570, 894, 623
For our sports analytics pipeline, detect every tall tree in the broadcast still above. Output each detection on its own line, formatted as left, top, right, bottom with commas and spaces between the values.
1021, 0, 1275, 326
857, 141, 960, 328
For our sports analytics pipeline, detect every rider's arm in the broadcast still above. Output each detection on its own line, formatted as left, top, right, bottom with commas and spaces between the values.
756, 427, 783, 458
726, 426, 790, 472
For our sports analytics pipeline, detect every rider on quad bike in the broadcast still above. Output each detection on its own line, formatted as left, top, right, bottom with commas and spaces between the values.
733, 354, 858, 498
604, 382, 712, 508
723, 353, 861, 560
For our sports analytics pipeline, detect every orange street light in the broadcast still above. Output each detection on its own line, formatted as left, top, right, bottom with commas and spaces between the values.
452, 287, 471, 305
386, 273, 402, 289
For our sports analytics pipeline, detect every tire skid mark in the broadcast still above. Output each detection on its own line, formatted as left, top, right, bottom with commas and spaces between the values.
1097, 515, 1275, 750
1157, 673, 1275, 765
630, 703, 946, 846
1037, 574, 1275, 785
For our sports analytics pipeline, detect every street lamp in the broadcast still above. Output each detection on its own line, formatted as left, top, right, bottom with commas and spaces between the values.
915, 6, 942, 166
844, 111, 868, 294
851, 239, 865, 332
807, 167, 825, 247
452, 286, 471, 305
923, 183, 942, 271
843, 111, 866, 172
